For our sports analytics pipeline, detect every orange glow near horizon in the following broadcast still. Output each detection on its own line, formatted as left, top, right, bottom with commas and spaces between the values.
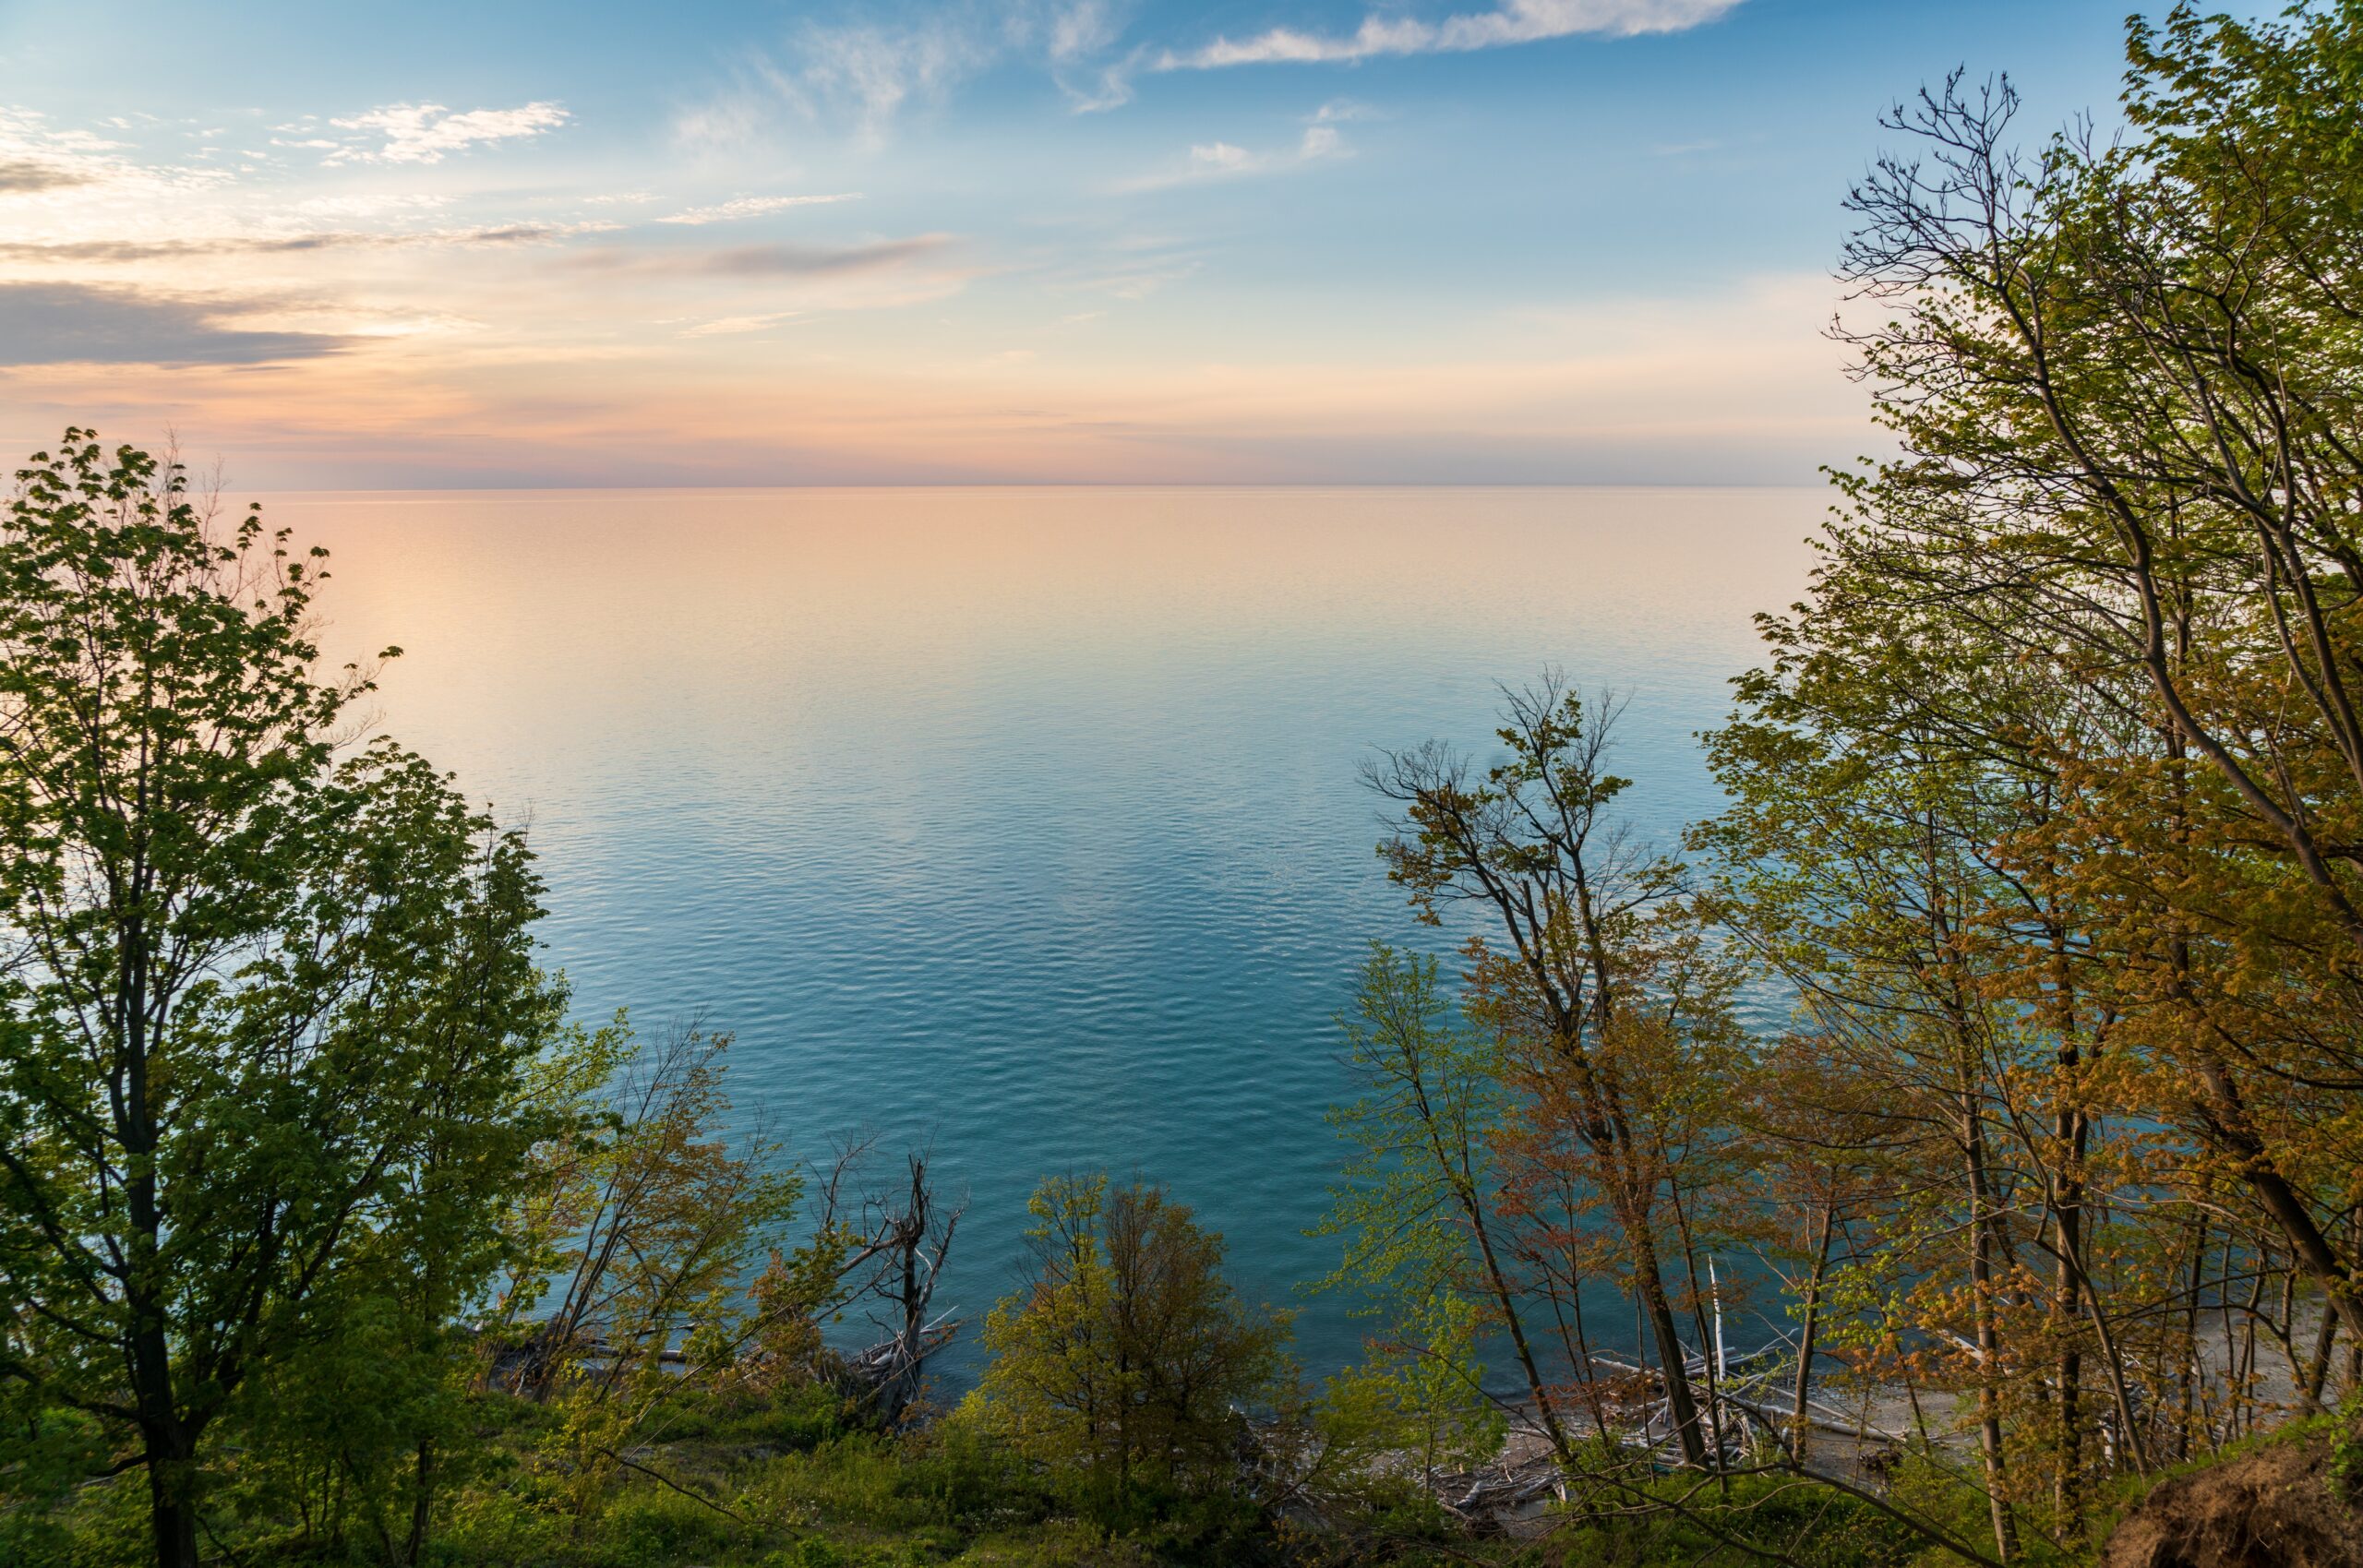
4, 270, 1867, 486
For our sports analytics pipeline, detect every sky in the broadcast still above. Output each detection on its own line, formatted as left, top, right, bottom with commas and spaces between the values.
0, 0, 2254, 486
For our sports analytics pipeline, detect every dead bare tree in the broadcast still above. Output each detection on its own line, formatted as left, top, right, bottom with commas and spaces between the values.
845, 1155, 965, 1425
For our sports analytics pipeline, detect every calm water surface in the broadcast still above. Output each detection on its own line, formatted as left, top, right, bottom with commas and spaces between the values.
271, 485, 1820, 1380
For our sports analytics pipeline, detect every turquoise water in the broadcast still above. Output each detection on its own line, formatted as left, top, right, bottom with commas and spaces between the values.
275, 485, 1819, 1380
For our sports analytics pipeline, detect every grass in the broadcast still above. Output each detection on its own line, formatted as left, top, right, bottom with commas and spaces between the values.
0, 1382, 2127, 1568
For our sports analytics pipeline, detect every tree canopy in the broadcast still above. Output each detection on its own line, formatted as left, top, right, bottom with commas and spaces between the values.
0, 434, 567, 1568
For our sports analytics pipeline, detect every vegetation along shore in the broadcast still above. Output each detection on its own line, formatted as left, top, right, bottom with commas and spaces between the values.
10, 6, 2363, 1566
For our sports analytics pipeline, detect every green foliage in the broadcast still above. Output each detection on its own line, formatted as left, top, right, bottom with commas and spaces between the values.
1312, 949, 1505, 1495
1679, 5, 2363, 1556
965, 1176, 1296, 1505
1364, 676, 1752, 1473
0, 432, 567, 1568
0, 1404, 114, 1565
1552, 1469, 1925, 1568
1315, 948, 1499, 1311
21, 13, 2363, 1568
1320, 1287, 1503, 1495
490, 1020, 815, 1525
4, 1367, 1998, 1568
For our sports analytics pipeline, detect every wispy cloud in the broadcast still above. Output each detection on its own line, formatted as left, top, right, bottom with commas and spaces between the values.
1160, 0, 1740, 69
0, 281, 352, 365
0, 159, 92, 193
1080, 261, 1197, 300
569, 234, 954, 278
679, 14, 1001, 147
0, 107, 224, 204
0, 108, 127, 161
680, 311, 803, 336
674, 1, 1139, 146
0, 223, 612, 264
671, 93, 775, 152
1048, 0, 1119, 60
1113, 120, 1347, 193
1036, 230, 1205, 301
324, 102, 570, 164
283, 193, 443, 220
738, 0, 1727, 125
1044, 0, 1141, 111
786, 18, 993, 138
656, 193, 864, 226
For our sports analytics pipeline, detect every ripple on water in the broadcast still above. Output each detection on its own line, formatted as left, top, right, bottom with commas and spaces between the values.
269, 485, 1821, 1380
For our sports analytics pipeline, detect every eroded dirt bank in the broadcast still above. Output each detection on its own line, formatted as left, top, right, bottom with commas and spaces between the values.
2104, 1416, 2363, 1568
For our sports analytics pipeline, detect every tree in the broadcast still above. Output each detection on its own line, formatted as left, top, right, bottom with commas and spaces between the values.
0, 433, 565, 1568
1838, 7, 2363, 1350
1678, 8, 2363, 1552
1314, 947, 1514, 1484
484, 1020, 813, 1526
966, 1174, 1294, 1498
1364, 676, 1725, 1467
1699, 648, 2080, 1560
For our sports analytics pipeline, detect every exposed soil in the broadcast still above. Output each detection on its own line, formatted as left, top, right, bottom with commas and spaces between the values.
2103, 1417, 2363, 1568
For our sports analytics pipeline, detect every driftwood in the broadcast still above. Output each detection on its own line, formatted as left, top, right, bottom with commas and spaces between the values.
852, 1156, 963, 1425
484, 1149, 967, 1424
1436, 1456, 1566, 1521
837, 1311, 962, 1410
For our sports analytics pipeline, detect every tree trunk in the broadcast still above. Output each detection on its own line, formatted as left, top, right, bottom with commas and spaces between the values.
142, 1420, 199, 1568
1792, 1205, 1835, 1467
1966, 1109, 2019, 1566
2306, 1289, 2341, 1408
2191, 1058, 2363, 1346
402, 1439, 436, 1565
1421, 1080, 1577, 1466
2055, 1217, 2084, 1516
2177, 1216, 2206, 1464
122, 930, 200, 1568
131, 1193, 200, 1568
1627, 1215, 1709, 1469
1469, 1188, 1577, 1466
2046, 911, 2089, 1520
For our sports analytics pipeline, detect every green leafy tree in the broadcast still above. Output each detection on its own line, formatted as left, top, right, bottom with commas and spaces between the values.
1683, 7, 2363, 1554
0, 433, 565, 1568
1837, 6, 2363, 1353
1321, 1285, 1503, 1496
489, 1021, 810, 1526
966, 1174, 1294, 1500
214, 1026, 617, 1562
1314, 947, 1515, 1485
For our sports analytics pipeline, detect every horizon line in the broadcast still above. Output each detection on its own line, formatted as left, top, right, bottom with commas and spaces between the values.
231, 477, 1836, 496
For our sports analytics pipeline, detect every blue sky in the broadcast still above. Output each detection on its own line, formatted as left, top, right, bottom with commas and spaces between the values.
0, 1, 2253, 485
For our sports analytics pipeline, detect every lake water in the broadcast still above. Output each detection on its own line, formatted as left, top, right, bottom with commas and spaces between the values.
270, 485, 1821, 1382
